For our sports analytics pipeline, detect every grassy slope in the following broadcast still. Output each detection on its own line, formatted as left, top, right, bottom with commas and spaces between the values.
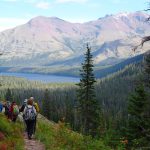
0, 113, 112, 150
0, 113, 24, 150
36, 114, 112, 150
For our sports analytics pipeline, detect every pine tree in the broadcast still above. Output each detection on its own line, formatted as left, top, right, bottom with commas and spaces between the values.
144, 52, 150, 87
42, 89, 50, 119
143, 52, 150, 133
77, 44, 101, 137
127, 84, 150, 148
5, 88, 13, 102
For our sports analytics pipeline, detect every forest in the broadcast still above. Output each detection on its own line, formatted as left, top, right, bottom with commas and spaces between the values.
0, 57, 148, 149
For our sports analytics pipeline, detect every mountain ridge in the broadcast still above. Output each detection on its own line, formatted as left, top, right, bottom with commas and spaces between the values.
0, 11, 149, 69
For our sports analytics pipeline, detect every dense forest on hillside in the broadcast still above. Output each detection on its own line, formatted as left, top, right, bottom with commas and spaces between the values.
0, 61, 143, 139
0, 63, 143, 121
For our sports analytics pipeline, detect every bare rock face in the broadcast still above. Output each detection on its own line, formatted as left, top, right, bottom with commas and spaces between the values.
0, 11, 150, 67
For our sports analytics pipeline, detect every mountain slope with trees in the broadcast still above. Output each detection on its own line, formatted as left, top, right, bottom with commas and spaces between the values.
0, 60, 143, 149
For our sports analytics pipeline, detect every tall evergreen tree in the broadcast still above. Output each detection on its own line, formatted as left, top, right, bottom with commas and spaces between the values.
5, 88, 13, 102
127, 85, 150, 148
144, 52, 150, 87
42, 89, 50, 119
77, 44, 101, 137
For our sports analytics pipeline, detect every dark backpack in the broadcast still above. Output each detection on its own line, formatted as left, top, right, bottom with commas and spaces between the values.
24, 106, 36, 120
5, 104, 10, 116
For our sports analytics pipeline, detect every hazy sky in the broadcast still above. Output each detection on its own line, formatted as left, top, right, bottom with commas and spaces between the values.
0, 0, 149, 31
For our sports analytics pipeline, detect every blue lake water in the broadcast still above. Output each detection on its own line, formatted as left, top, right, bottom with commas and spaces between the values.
0, 72, 80, 83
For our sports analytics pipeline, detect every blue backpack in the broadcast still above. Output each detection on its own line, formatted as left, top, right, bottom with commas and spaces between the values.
0, 102, 3, 112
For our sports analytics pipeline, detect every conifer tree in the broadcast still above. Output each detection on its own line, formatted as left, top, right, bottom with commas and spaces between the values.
144, 52, 150, 87
77, 44, 101, 137
42, 89, 50, 119
127, 85, 150, 148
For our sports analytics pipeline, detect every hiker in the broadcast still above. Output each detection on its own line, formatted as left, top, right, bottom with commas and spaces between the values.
3, 101, 11, 119
30, 97, 40, 134
24, 98, 36, 140
19, 99, 28, 130
0, 102, 3, 112
20, 99, 28, 113
9, 101, 19, 122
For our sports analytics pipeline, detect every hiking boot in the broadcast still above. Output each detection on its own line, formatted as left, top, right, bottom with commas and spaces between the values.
32, 134, 35, 139
28, 135, 32, 140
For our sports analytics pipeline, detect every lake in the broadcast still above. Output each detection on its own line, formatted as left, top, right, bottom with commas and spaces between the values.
0, 72, 80, 83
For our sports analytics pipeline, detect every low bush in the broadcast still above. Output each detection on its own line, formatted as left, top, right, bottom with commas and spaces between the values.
0, 113, 24, 150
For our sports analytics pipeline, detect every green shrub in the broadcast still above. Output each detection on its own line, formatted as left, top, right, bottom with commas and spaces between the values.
36, 119, 112, 150
0, 113, 24, 150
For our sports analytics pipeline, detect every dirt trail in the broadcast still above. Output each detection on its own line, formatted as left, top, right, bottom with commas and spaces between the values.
24, 133, 45, 150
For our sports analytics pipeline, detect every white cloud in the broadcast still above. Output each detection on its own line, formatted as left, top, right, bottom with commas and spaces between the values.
0, 26, 13, 32
56, 0, 88, 4
2, 0, 17, 2
111, 0, 121, 4
36, 2, 50, 9
0, 18, 28, 32
24, 0, 38, 3
0, 18, 27, 24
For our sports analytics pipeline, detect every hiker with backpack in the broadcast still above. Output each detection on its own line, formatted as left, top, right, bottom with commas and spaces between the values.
30, 97, 40, 134
24, 98, 36, 140
9, 101, 19, 122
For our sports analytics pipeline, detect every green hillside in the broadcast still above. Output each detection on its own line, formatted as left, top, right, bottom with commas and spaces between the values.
0, 113, 113, 150
0, 61, 144, 149
36, 114, 112, 150
0, 114, 24, 150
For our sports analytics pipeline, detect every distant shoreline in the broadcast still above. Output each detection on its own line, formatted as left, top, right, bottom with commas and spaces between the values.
0, 72, 80, 83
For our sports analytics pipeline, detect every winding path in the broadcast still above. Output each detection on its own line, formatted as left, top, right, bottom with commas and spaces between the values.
24, 133, 45, 150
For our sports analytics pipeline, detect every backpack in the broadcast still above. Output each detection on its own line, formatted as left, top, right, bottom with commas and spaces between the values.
24, 106, 36, 120
34, 103, 40, 113
0, 102, 3, 112
13, 105, 19, 115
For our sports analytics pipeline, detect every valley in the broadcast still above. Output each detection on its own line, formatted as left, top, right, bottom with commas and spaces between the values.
0, 3, 150, 148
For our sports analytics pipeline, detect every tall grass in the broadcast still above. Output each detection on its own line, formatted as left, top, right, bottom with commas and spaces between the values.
0, 113, 24, 150
35, 117, 112, 150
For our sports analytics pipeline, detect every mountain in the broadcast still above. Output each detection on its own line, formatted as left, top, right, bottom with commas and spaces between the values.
0, 11, 149, 69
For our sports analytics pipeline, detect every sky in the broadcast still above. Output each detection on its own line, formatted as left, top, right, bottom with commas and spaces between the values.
0, 0, 149, 31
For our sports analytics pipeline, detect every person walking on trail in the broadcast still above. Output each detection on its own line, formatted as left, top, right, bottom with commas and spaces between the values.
24, 98, 37, 140
20, 99, 28, 130
30, 97, 40, 134
0, 102, 3, 112
3, 101, 11, 119
20, 99, 28, 113
9, 101, 19, 122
